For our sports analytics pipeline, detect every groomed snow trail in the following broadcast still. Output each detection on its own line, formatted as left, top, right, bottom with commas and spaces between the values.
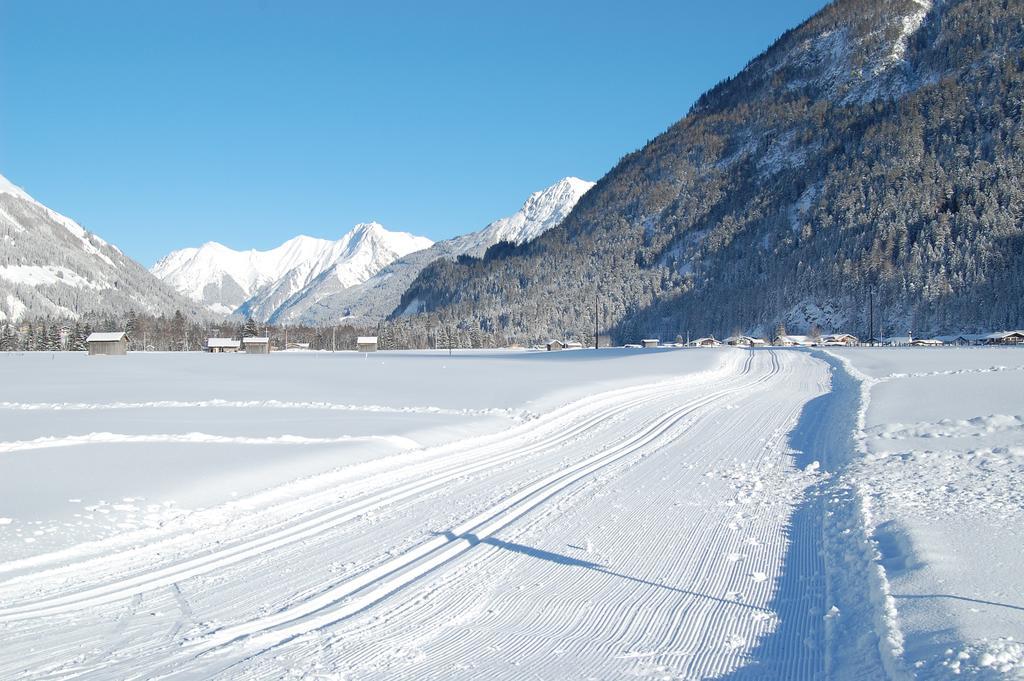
0, 350, 868, 680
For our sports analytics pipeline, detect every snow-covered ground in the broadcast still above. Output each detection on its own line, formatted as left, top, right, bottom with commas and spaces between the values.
0, 346, 1020, 679
827, 347, 1024, 679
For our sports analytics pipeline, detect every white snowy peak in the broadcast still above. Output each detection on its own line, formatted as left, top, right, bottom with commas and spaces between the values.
0, 171, 201, 322
152, 222, 432, 316
452, 177, 595, 255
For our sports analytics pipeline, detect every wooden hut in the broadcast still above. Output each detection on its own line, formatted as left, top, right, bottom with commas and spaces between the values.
86, 331, 128, 356
357, 336, 378, 352
242, 336, 271, 354
206, 338, 241, 353
641, 339, 660, 348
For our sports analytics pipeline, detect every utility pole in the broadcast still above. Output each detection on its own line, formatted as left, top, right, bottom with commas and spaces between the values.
594, 289, 599, 349
332, 325, 336, 352
869, 289, 875, 347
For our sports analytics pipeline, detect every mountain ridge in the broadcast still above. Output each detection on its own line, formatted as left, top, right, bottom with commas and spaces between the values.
397, 0, 1024, 341
0, 173, 207, 324
270, 177, 595, 325
152, 222, 432, 318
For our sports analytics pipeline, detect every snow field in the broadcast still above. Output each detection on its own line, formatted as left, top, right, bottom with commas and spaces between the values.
0, 348, 842, 680
828, 347, 1024, 679
4, 347, 1009, 678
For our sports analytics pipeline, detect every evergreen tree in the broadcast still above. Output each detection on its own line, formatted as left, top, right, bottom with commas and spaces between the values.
0, 324, 14, 351
243, 316, 259, 337
124, 309, 137, 349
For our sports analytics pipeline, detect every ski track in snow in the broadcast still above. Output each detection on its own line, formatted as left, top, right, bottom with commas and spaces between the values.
0, 432, 421, 454
0, 350, 893, 680
0, 399, 531, 420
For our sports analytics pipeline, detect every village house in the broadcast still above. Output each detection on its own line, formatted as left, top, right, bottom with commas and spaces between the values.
820, 333, 859, 346
206, 338, 241, 353
357, 336, 379, 352
688, 337, 721, 348
773, 334, 812, 347
86, 331, 128, 356
641, 339, 660, 348
910, 338, 944, 347
545, 339, 565, 351
725, 335, 766, 347
985, 330, 1024, 345
242, 336, 271, 354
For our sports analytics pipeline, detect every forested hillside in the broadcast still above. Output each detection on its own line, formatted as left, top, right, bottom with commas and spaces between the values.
399, 0, 1024, 343
0, 183, 207, 324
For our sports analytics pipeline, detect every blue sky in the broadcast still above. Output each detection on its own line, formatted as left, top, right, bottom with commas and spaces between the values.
0, 1, 827, 266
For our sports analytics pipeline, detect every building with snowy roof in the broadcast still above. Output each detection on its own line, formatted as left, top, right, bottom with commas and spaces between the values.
86, 331, 128, 356
985, 330, 1024, 345
725, 335, 766, 347
820, 333, 859, 346
773, 334, 811, 346
206, 338, 241, 353
242, 336, 271, 354
357, 336, 378, 352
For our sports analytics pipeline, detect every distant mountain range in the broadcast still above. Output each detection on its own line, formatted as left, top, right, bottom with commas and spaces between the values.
151, 223, 432, 319
398, 0, 1024, 341
269, 177, 594, 325
152, 177, 593, 324
0, 174, 205, 324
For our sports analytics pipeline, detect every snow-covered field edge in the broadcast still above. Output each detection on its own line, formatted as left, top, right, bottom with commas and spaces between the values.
806, 350, 911, 680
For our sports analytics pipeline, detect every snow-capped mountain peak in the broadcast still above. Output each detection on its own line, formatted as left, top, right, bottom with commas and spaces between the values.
447, 176, 595, 255
267, 175, 595, 325
152, 221, 432, 318
0, 171, 203, 322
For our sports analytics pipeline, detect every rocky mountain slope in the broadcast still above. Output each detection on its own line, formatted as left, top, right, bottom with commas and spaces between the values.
399, 0, 1024, 342
0, 173, 205, 324
153, 223, 432, 320
271, 177, 594, 325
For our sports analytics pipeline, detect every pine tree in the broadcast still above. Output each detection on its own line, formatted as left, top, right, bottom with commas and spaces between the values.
0, 324, 14, 351
124, 309, 137, 349
243, 316, 259, 338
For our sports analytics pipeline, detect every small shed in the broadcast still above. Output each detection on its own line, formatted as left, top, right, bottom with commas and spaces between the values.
242, 336, 271, 354
546, 339, 565, 351
86, 331, 128, 356
357, 336, 379, 352
564, 341, 584, 350
641, 339, 659, 348
207, 338, 241, 353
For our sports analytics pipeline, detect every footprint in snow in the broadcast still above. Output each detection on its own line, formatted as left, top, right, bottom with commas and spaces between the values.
750, 572, 768, 583
724, 590, 745, 602
726, 553, 745, 563
724, 634, 747, 651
